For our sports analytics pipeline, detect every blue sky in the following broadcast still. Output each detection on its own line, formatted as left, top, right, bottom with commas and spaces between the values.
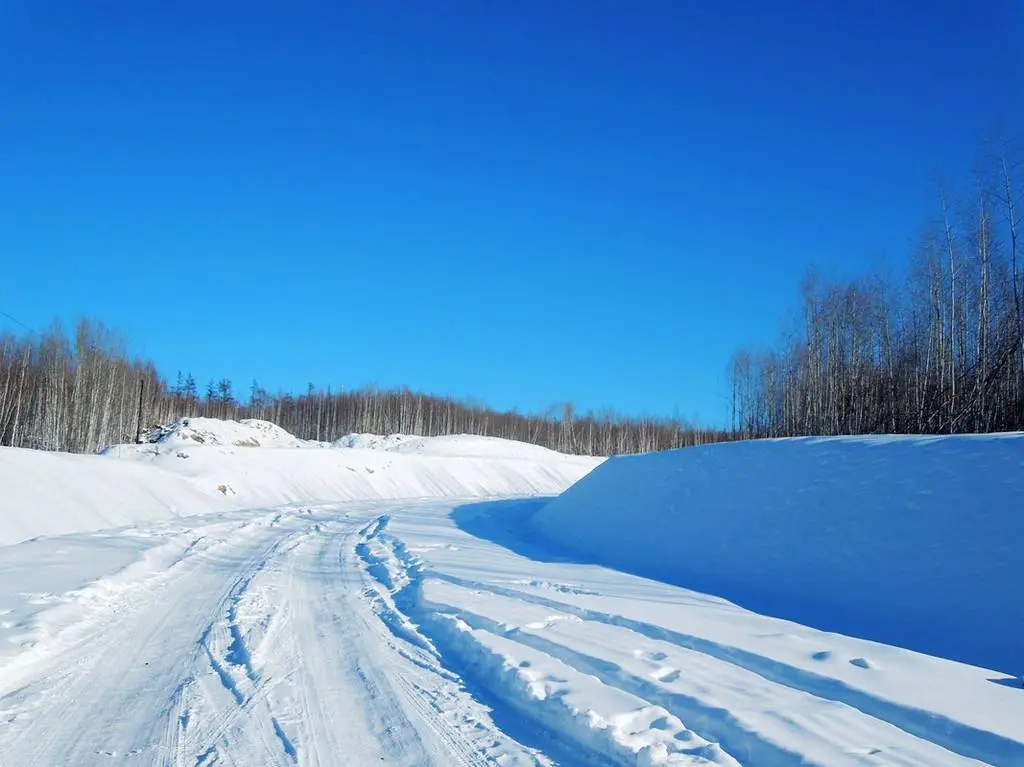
1, 2, 1019, 424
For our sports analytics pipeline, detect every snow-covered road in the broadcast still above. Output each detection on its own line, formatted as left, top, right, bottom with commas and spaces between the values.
1, 498, 1020, 766
0, 503, 535, 766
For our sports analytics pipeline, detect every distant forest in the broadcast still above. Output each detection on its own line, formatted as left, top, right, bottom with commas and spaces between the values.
0, 320, 727, 456
730, 142, 1024, 437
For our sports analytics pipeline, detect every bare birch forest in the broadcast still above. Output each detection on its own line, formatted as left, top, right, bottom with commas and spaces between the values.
731, 146, 1024, 437
0, 320, 725, 456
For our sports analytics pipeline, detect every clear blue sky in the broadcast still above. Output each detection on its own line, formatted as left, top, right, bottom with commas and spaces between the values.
1, 2, 1020, 424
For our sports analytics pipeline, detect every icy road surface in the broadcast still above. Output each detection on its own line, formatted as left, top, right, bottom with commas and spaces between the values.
0, 499, 1020, 766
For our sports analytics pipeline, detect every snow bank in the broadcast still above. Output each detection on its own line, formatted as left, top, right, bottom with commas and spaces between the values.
424, 612, 737, 766
142, 417, 322, 449
0, 419, 601, 546
333, 433, 414, 451
532, 434, 1024, 675
335, 432, 572, 460
0, 447, 217, 544
114, 439, 599, 509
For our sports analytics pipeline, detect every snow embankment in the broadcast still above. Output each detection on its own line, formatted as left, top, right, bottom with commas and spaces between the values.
532, 434, 1024, 675
0, 418, 601, 546
334, 432, 572, 460
142, 417, 319, 448
0, 447, 217, 545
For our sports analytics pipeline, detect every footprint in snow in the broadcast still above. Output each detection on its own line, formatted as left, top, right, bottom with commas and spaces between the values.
848, 746, 883, 756
23, 592, 63, 605
525, 615, 578, 630
649, 715, 673, 730
651, 667, 681, 683
850, 657, 877, 670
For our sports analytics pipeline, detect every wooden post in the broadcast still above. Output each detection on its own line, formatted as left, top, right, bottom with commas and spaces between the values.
135, 377, 145, 443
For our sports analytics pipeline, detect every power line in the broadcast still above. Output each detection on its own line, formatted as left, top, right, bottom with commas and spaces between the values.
0, 309, 31, 331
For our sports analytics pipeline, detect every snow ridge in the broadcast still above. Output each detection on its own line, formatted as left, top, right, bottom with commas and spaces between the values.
0, 418, 600, 546
532, 434, 1024, 675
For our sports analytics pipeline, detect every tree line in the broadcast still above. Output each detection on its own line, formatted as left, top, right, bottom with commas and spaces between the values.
730, 143, 1024, 437
10, 144, 1018, 451
0, 320, 727, 456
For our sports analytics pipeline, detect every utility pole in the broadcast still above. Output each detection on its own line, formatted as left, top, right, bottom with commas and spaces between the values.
135, 377, 145, 443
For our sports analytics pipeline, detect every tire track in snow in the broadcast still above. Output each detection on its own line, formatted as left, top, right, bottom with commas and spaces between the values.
171, 521, 320, 766
373, 526, 1018, 767
401, 565, 1020, 766
431, 594, 987, 767
442, 609, 799, 766
358, 524, 724, 766
0, 503, 563, 766
0, 514, 298, 766
352, 514, 555, 766
269, 525, 428, 766
353, 515, 569, 766
170, 509, 541, 767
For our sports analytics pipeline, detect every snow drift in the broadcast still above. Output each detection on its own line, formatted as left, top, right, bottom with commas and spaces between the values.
141, 417, 316, 448
335, 431, 574, 460
0, 418, 601, 546
0, 447, 217, 545
532, 434, 1024, 675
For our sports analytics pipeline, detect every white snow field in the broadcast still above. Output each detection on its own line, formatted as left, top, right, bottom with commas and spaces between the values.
0, 421, 1021, 766
532, 435, 1024, 676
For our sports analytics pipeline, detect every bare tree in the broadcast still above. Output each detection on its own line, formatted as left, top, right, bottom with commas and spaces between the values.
730, 142, 1024, 437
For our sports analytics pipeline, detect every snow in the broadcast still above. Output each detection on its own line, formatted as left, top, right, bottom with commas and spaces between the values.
386, 500, 1024, 766
382, 434, 577, 460
335, 431, 574, 460
1, 417, 599, 546
0, 447, 217, 544
333, 432, 416, 451
108, 439, 597, 517
531, 434, 1024, 676
141, 416, 322, 449
0, 421, 1022, 765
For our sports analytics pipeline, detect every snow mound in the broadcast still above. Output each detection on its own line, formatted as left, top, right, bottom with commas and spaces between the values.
532, 434, 1024, 675
142, 417, 321, 449
334, 433, 570, 460
0, 447, 216, 544
332, 433, 416, 451
1, 419, 602, 546
144, 421, 571, 462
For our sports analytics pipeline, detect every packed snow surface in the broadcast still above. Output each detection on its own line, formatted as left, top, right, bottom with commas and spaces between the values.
533, 434, 1024, 675
0, 421, 1021, 765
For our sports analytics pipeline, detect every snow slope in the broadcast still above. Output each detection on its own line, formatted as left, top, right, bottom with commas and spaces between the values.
1, 497, 1021, 766
142, 416, 322, 448
334, 432, 575, 459
114, 418, 601, 512
0, 418, 600, 546
532, 434, 1024, 675
0, 447, 218, 545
